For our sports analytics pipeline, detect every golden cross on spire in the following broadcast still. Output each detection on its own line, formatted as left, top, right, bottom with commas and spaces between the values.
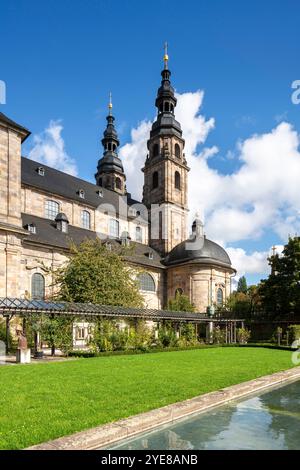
163, 41, 169, 69
108, 92, 113, 115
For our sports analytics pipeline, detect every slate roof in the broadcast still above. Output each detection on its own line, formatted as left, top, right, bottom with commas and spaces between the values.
21, 157, 146, 220
22, 213, 164, 269
164, 235, 234, 271
0, 112, 31, 142
0, 298, 244, 323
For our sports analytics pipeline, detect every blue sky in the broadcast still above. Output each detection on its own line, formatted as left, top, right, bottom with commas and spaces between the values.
1, 0, 300, 285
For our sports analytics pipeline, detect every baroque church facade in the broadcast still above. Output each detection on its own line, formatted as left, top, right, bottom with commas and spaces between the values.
0, 51, 235, 315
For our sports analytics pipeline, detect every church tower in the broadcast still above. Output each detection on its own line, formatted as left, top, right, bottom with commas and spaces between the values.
95, 94, 126, 194
142, 45, 189, 256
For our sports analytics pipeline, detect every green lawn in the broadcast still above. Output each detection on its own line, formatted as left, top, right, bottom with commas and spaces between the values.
0, 347, 296, 449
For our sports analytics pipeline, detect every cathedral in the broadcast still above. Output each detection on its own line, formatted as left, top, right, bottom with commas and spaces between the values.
0, 49, 235, 315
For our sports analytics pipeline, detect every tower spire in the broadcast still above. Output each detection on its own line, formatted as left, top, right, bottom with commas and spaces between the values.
95, 95, 126, 194
163, 41, 169, 69
108, 92, 113, 115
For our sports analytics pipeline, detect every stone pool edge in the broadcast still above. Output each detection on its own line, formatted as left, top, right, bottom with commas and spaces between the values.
27, 366, 300, 450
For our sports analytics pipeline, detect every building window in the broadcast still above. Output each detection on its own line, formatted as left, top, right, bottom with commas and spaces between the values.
37, 166, 45, 176
76, 327, 86, 340
135, 226, 142, 242
78, 189, 85, 199
153, 143, 159, 157
31, 273, 45, 300
81, 210, 91, 230
217, 288, 224, 306
109, 219, 119, 238
152, 171, 159, 189
137, 273, 155, 292
164, 102, 170, 112
175, 143, 180, 158
175, 171, 181, 190
45, 200, 59, 220
61, 221, 68, 233
27, 223, 36, 234
116, 177, 122, 190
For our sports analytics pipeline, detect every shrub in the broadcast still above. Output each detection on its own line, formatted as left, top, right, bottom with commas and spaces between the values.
213, 326, 226, 344
287, 325, 300, 345
237, 327, 251, 344
158, 324, 178, 348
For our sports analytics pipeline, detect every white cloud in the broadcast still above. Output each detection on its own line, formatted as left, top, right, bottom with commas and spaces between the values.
120, 88, 300, 281
29, 120, 78, 176
227, 245, 285, 282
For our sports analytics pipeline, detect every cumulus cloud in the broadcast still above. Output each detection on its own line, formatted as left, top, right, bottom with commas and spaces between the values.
120, 88, 300, 281
29, 120, 78, 176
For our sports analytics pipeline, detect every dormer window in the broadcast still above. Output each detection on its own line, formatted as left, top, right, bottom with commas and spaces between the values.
55, 213, 69, 233
78, 189, 85, 199
128, 207, 137, 218
121, 231, 131, 247
37, 167, 45, 176
97, 189, 103, 198
148, 251, 154, 260
27, 223, 36, 234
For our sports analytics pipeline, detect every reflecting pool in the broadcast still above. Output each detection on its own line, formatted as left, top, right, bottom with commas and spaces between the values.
111, 380, 300, 450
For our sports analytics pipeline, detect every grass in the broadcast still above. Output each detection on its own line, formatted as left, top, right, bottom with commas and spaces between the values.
0, 347, 297, 449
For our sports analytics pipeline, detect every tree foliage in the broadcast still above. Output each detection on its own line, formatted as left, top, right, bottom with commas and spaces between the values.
53, 239, 144, 308
259, 237, 300, 317
167, 292, 195, 312
237, 276, 248, 294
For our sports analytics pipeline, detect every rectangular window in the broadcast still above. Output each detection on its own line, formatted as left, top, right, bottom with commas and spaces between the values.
81, 210, 91, 230
76, 327, 86, 340
109, 219, 119, 238
45, 200, 59, 220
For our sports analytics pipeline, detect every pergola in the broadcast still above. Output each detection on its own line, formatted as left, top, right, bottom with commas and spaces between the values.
0, 297, 245, 349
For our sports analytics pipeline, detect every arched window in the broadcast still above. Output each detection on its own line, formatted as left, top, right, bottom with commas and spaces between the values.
175, 171, 181, 190
164, 102, 170, 112
109, 219, 119, 238
81, 210, 91, 230
217, 288, 224, 306
135, 226, 142, 242
175, 143, 180, 158
152, 171, 159, 189
108, 143, 112, 151
45, 200, 59, 220
32, 273, 45, 300
175, 287, 183, 296
137, 273, 155, 292
153, 143, 159, 157
113, 144, 116, 151
115, 177, 122, 190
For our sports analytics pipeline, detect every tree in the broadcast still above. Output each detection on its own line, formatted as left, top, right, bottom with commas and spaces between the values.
237, 276, 248, 294
167, 292, 195, 312
259, 237, 300, 317
53, 239, 144, 307
227, 291, 251, 318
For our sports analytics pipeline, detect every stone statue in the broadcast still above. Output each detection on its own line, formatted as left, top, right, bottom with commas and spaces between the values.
16, 326, 30, 363
16, 328, 28, 349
